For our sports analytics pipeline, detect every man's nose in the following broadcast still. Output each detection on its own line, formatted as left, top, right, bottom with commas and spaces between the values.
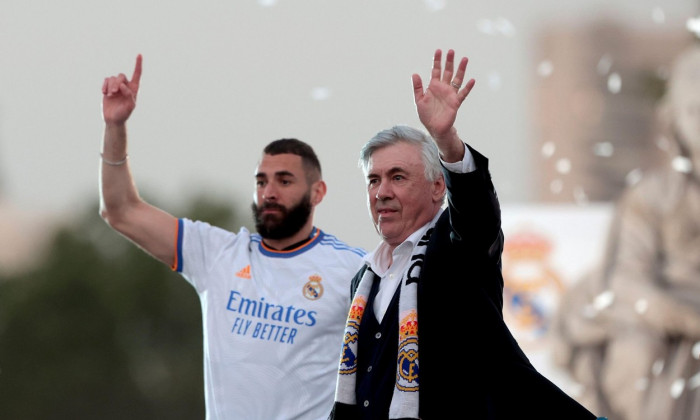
375, 182, 392, 200
262, 184, 277, 200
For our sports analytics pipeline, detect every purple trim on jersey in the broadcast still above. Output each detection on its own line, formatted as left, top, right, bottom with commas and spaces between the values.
175, 218, 184, 272
256, 227, 323, 258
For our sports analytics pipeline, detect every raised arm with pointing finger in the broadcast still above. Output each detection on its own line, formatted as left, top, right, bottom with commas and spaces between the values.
100, 54, 177, 266
98, 55, 366, 420
329, 48, 599, 420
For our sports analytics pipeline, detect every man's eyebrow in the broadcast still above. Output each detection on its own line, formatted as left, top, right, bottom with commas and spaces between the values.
366, 166, 407, 180
372, 166, 405, 175
256, 170, 295, 178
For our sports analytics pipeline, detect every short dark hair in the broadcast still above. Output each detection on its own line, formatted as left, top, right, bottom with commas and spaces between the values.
264, 138, 322, 182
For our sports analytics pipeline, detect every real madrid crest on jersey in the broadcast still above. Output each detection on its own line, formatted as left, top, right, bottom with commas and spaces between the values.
302, 274, 324, 300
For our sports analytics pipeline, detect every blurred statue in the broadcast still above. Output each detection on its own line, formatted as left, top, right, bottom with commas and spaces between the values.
552, 43, 700, 420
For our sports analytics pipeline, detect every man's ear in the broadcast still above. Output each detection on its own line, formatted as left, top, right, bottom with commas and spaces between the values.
432, 175, 446, 203
311, 180, 327, 206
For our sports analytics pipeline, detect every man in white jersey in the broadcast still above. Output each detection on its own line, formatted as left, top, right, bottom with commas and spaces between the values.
99, 54, 365, 420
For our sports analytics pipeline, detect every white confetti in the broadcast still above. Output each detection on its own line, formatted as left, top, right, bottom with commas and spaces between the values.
310, 87, 332, 101
597, 54, 613, 75
537, 60, 554, 78
424, 0, 446, 12
573, 187, 589, 205
635, 299, 649, 314
541, 141, 556, 158
555, 158, 571, 174
593, 142, 614, 157
672, 156, 693, 173
692, 342, 700, 359
652, 359, 665, 376
608, 72, 622, 94
494, 17, 516, 37
488, 72, 502, 91
656, 135, 671, 151
549, 179, 563, 194
635, 377, 649, 391
593, 290, 614, 311
689, 371, 700, 389
686, 16, 700, 37
652, 7, 666, 24
626, 168, 644, 186
670, 378, 686, 399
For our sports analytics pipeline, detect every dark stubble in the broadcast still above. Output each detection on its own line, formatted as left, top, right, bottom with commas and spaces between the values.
252, 192, 313, 240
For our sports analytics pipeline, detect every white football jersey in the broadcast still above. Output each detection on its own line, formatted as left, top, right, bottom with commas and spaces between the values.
175, 218, 366, 420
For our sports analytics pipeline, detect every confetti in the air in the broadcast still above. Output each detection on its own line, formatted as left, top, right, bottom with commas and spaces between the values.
477, 17, 516, 37
541, 141, 556, 158
424, 0, 446, 12
670, 378, 686, 399
608, 72, 622, 94
635, 298, 649, 315
597, 54, 613, 75
537, 60, 554, 78
672, 156, 692, 173
626, 168, 644, 186
555, 158, 571, 174
651, 7, 666, 25
593, 142, 614, 157
310, 87, 332, 101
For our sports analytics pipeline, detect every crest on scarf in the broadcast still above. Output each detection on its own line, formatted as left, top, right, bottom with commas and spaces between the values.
334, 225, 433, 419
339, 295, 367, 375
396, 309, 419, 392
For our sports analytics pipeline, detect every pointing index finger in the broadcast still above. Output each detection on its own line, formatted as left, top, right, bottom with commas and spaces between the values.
131, 54, 143, 88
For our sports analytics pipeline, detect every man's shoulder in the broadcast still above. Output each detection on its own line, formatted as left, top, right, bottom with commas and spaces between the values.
316, 229, 367, 258
181, 218, 252, 245
350, 265, 369, 296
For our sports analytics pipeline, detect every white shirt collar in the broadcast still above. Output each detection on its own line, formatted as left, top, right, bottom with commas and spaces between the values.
363, 209, 443, 275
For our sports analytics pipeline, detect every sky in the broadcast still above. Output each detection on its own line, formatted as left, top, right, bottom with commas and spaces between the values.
1, 0, 698, 252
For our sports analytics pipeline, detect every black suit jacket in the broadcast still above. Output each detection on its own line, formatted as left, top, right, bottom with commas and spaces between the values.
333, 146, 597, 419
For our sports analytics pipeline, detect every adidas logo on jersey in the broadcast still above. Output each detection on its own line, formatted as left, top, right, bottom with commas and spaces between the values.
236, 265, 251, 279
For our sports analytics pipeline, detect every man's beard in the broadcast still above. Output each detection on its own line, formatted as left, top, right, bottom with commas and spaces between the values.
252, 193, 313, 240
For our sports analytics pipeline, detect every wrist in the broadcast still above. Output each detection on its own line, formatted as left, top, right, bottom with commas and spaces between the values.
433, 128, 465, 163
102, 122, 129, 164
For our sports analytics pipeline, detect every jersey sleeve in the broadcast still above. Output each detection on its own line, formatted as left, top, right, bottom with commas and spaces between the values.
176, 218, 247, 290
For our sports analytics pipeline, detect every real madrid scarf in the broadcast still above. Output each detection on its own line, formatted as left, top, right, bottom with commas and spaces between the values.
335, 225, 434, 419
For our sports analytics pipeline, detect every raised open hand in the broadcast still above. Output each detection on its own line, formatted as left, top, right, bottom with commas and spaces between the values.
102, 54, 143, 125
412, 49, 475, 140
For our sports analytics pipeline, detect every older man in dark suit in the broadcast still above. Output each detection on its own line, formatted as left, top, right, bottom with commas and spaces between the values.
329, 48, 600, 420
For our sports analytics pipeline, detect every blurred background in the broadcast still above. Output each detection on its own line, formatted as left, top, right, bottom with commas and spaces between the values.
2, 0, 699, 418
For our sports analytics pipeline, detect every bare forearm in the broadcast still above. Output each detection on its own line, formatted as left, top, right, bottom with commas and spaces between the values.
102, 123, 128, 161
98, 123, 177, 266
98, 54, 178, 267
99, 122, 140, 222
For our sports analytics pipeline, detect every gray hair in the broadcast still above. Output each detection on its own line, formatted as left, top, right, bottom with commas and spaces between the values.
358, 125, 443, 183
